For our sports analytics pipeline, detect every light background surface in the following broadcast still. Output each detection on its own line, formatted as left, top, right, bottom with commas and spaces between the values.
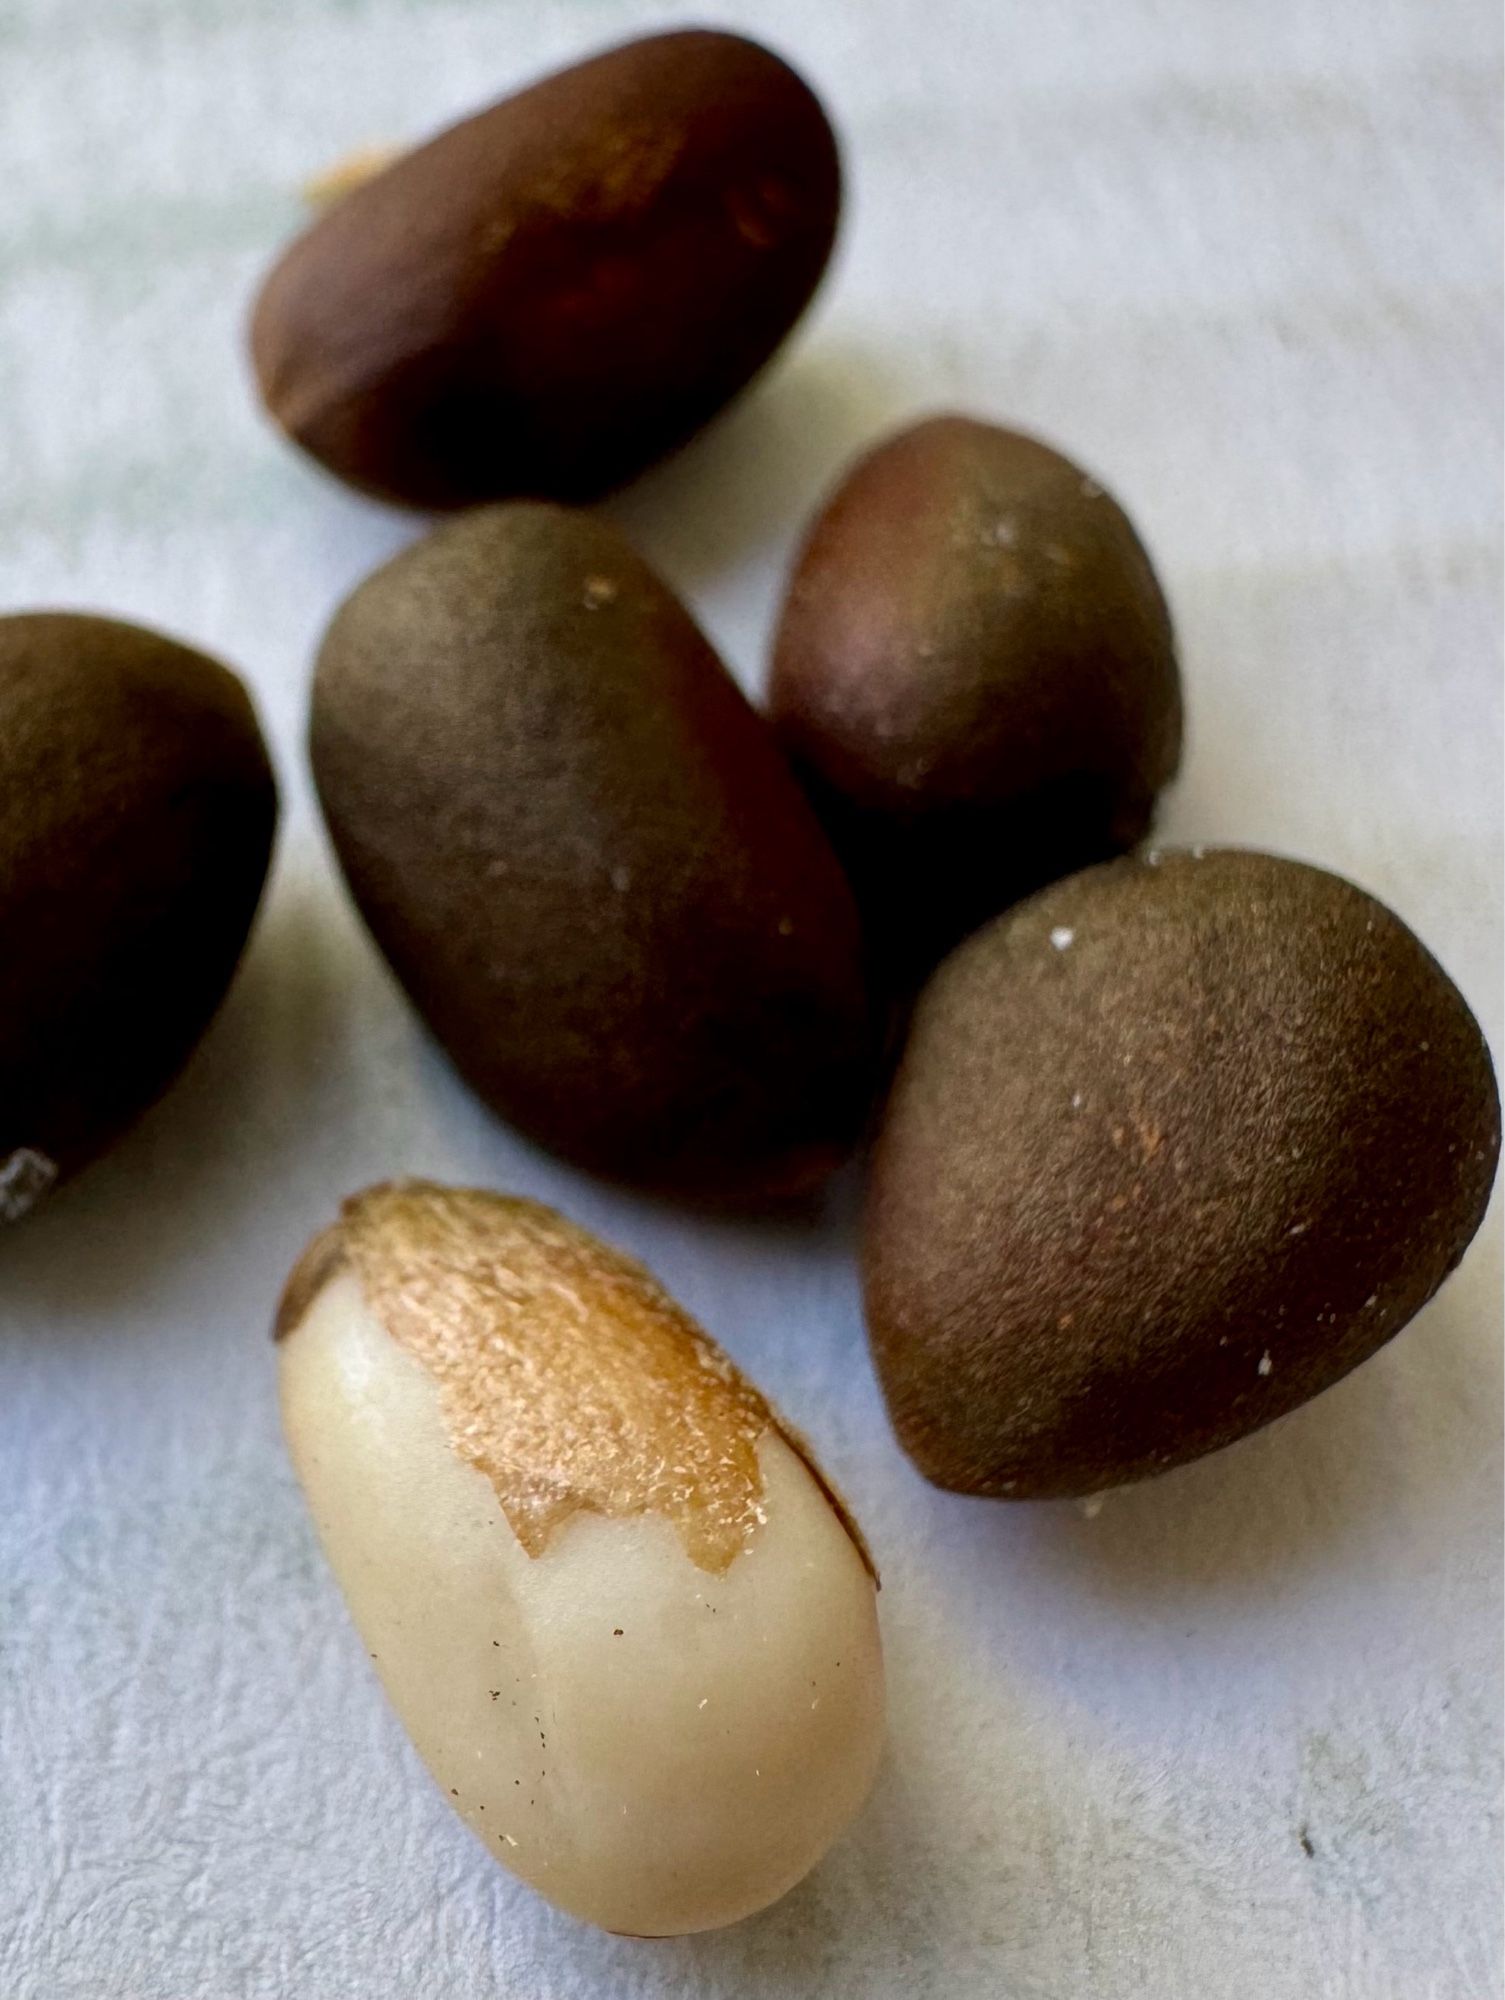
0, 1, 1500, 1995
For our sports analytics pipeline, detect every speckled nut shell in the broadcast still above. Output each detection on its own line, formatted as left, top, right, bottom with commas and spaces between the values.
863, 848, 1500, 1497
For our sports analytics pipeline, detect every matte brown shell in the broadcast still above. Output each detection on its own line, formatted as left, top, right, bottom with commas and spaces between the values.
310, 503, 875, 1199
0, 613, 277, 1216
863, 849, 1500, 1497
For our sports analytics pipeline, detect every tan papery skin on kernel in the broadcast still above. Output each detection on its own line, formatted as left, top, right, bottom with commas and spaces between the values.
276, 1181, 875, 1581
301, 146, 401, 210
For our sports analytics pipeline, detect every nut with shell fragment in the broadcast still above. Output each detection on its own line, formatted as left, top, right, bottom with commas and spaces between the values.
276, 1180, 884, 1936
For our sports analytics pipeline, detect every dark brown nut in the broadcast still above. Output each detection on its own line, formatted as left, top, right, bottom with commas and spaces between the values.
0, 613, 277, 1220
864, 848, 1500, 1498
310, 502, 875, 1199
770, 415, 1183, 982
251, 30, 841, 510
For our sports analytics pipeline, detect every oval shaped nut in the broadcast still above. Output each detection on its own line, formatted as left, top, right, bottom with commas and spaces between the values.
771, 415, 1183, 980
277, 1183, 884, 1935
0, 613, 277, 1219
250, 30, 841, 510
864, 849, 1501, 1498
310, 502, 875, 1200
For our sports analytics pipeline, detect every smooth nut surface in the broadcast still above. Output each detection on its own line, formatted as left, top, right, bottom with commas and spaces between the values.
864, 848, 1500, 1497
251, 29, 841, 509
0, 612, 277, 1217
310, 501, 874, 1199
771, 415, 1182, 979
277, 1182, 884, 1936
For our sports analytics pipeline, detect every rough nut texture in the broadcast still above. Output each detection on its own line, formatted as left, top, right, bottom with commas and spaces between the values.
771, 415, 1183, 980
0, 613, 277, 1214
864, 848, 1500, 1497
251, 29, 841, 509
311, 503, 874, 1198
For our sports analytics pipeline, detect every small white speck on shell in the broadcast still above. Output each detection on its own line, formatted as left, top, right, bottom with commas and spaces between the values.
1258, 1352, 1273, 1377
1050, 926, 1075, 951
1365, 1293, 1379, 1308
609, 865, 633, 893
0, 1148, 57, 1223
581, 575, 618, 609
1070, 1091, 1084, 1110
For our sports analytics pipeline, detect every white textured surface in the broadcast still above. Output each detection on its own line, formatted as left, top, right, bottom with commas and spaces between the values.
0, 1, 1500, 1995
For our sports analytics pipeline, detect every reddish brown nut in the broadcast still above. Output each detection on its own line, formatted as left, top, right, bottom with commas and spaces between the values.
311, 502, 875, 1200
770, 415, 1183, 982
251, 30, 841, 510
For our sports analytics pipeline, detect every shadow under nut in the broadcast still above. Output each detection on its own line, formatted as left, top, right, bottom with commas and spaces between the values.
250, 29, 842, 510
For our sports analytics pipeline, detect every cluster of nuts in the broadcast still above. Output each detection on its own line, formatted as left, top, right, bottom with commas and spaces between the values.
0, 29, 1497, 1939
